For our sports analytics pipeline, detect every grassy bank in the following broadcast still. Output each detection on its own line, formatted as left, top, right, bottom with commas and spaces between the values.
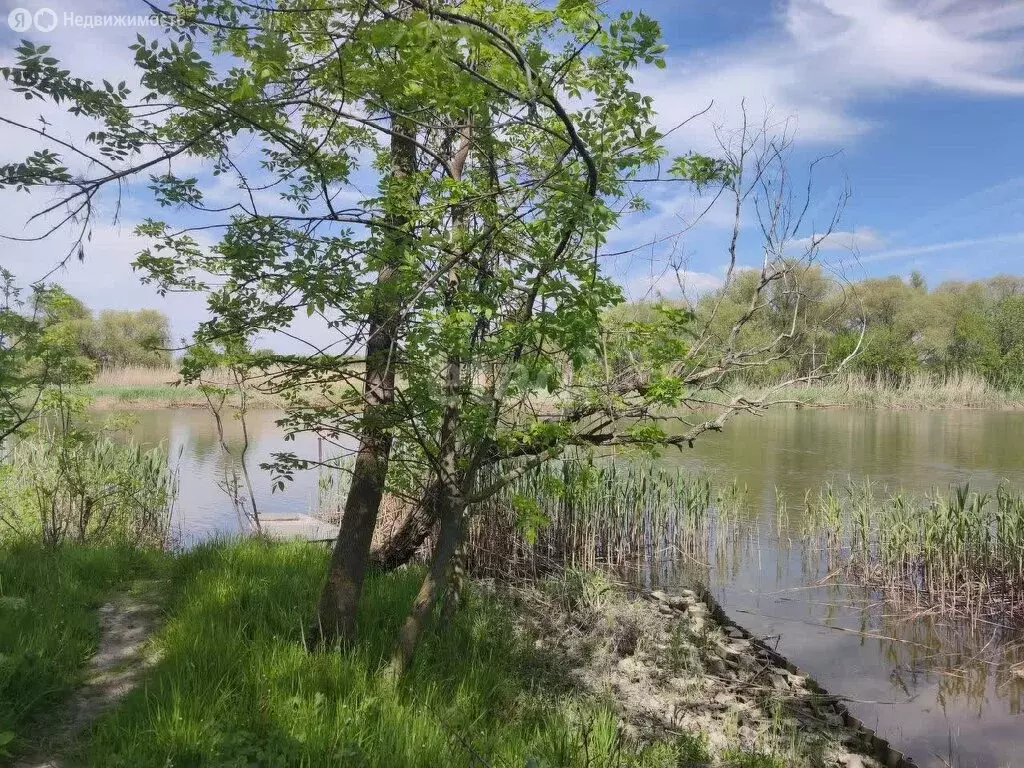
0, 544, 169, 758
85, 366, 1024, 411
3, 539, 822, 768
79, 367, 290, 409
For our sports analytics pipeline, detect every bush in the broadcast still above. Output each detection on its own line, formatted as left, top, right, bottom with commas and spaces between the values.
0, 418, 176, 547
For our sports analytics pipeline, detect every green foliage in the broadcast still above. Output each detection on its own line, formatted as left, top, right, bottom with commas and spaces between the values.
857, 326, 918, 382
643, 270, 1024, 389
0, 0, 729, 508
0, 271, 95, 445
0, 272, 169, 450
84, 309, 172, 368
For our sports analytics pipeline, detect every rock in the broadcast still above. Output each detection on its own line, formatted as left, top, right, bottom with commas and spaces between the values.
658, 602, 675, 615
639, 693, 663, 713
787, 672, 808, 687
713, 691, 736, 707
667, 676, 693, 693
838, 755, 866, 768
771, 673, 790, 691
724, 625, 745, 639
617, 656, 645, 682
705, 656, 726, 675
669, 595, 691, 610
824, 710, 845, 728
651, 590, 670, 603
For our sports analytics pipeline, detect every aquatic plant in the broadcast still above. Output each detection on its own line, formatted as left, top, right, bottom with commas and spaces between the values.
806, 481, 1024, 625
464, 460, 724, 578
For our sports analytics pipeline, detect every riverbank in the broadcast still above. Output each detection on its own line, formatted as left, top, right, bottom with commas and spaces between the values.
0, 539, 889, 767
80, 367, 291, 409
83, 367, 1024, 411
737, 371, 1024, 411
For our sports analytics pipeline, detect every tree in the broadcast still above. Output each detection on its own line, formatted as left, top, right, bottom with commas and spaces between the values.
0, 271, 94, 447
2, 0, 671, 641
992, 293, 1024, 387
947, 310, 1000, 376
86, 309, 172, 367
2, 2, 854, 666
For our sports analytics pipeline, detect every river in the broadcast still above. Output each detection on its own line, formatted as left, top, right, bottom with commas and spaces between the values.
117, 407, 1024, 768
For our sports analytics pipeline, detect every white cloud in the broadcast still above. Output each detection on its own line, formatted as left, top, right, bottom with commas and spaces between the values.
862, 231, 1024, 262
626, 269, 723, 302
790, 227, 885, 253
646, 0, 1024, 151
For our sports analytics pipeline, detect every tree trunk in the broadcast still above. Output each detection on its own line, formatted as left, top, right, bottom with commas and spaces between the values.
390, 488, 465, 674
369, 481, 442, 571
390, 112, 474, 672
313, 115, 418, 646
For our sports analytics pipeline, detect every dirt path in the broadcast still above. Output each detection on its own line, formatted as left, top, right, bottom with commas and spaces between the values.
15, 595, 161, 768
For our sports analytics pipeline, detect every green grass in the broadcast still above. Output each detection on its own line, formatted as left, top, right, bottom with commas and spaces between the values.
83, 384, 192, 402
0, 543, 169, 759
0, 538, 791, 767
6, 539, 709, 768
75, 539, 666, 767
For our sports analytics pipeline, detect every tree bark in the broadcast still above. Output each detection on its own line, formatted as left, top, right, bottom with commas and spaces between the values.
389, 116, 472, 670
369, 481, 442, 571
390, 486, 465, 674
313, 114, 418, 646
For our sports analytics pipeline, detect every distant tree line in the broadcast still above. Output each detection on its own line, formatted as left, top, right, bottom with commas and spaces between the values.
45, 292, 173, 370
609, 270, 1024, 389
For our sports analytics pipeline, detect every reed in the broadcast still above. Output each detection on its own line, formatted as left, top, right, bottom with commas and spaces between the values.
739, 370, 1024, 410
313, 455, 748, 579
92, 365, 183, 388
83, 366, 357, 409
465, 461, 735, 578
805, 481, 1024, 625
83, 366, 288, 408
0, 432, 178, 547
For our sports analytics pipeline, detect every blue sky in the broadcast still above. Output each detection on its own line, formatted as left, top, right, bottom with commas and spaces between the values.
606, 0, 1024, 298
2, 0, 1024, 345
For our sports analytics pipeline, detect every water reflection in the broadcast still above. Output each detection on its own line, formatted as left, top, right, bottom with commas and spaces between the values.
102, 409, 333, 542
103, 406, 1024, 768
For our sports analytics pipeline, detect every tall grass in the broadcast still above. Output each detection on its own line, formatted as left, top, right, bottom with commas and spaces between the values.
83, 366, 355, 408
805, 481, 1024, 624
466, 461, 745, 578
93, 366, 182, 388
0, 432, 177, 547
0, 544, 169, 759
313, 458, 747, 578
64, 539, 715, 768
83, 366, 285, 408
